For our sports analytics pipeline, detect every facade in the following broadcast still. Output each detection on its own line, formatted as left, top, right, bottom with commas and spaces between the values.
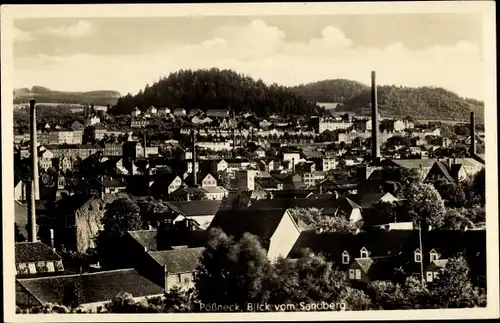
319, 118, 353, 133
236, 169, 258, 191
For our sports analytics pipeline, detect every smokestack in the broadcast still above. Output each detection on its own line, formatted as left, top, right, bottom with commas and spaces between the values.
470, 112, 476, 156
143, 132, 147, 158
28, 99, 39, 242
371, 71, 380, 160
192, 130, 197, 186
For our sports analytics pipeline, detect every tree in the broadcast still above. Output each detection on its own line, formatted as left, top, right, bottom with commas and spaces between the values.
434, 181, 467, 208
191, 190, 207, 201
105, 292, 161, 313
195, 228, 273, 309
62, 280, 85, 310
430, 254, 480, 308
469, 168, 485, 205
406, 182, 446, 228
441, 208, 474, 230
288, 207, 357, 233
381, 166, 422, 197
95, 197, 142, 268
163, 287, 197, 313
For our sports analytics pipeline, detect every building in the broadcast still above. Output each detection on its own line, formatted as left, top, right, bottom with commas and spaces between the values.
130, 118, 150, 128
15, 242, 64, 277
196, 141, 231, 152
209, 209, 302, 261
147, 106, 158, 115
236, 169, 258, 191
103, 142, 123, 156
206, 109, 230, 119
318, 117, 353, 133
173, 109, 187, 117
131, 107, 142, 117
16, 269, 164, 312
158, 107, 171, 115
165, 200, 222, 229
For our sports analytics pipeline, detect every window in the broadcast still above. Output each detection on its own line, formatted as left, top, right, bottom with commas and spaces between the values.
355, 269, 362, 280
178, 274, 182, 283
430, 250, 439, 262
342, 251, 350, 264
348, 269, 355, 279
360, 247, 369, 258
414, 249, 422, 263
46, 261, 55, 272
426, 272, 433, 282
433, 272, 439, 279
184, 277, 190, 284
28, 263, 37, 274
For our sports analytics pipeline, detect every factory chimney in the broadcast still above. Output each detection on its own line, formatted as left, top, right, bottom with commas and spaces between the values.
28, 99, 39, 242
371, 71, 380, 160
470, 112, 476, 156
192, 129, 197, 186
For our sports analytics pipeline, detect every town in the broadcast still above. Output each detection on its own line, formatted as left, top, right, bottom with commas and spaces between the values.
13, 71, 487, 313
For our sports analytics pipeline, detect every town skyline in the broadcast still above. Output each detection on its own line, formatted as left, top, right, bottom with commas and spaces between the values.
13, 13, 485, 100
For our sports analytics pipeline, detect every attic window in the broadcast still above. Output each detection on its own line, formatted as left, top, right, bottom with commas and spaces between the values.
430, 249, 439, 262
414, 249, 422, 263
342, 251, 350, 264
360, 247, 369, 259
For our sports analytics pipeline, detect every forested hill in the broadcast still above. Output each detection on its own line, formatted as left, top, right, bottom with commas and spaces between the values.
14, 86, 121, 106
336, 85, 484, 121
288, 79, 369, 103
111, 68, 323, 117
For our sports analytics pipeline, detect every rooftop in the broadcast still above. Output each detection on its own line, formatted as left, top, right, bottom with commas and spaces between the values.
148, 247, 205, 273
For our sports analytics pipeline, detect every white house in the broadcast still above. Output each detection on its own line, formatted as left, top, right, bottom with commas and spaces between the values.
131, 107, 141, 117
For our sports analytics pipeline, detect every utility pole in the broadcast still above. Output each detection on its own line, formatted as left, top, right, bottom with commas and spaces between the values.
418, 218, 425, 287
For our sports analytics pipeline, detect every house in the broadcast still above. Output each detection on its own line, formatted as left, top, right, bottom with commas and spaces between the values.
158, 107, 171, 115
150, 174, 184, 197
165, 200, 220, 228
94, 176, 127, 196
209, 208, 302, 261
146, 248, 205, 291
147, 106, 158, 115
288, 229, 486, 286
173, 108, 187, 117
206, 109, 230, 119
130, 118, 150, 128
318, 117, 353, 133
131, 107, 142, 117
16, 269, 165, 312
424, 259, 448, 283
196, 141, 231, 152
425, 158, 484, 183
200, 186, 228, 200
15, 242, 64, 277
254, 146, 266, 159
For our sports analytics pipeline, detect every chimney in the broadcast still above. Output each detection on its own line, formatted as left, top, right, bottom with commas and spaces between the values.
192, 130, 197, 186
292, 158, 295, 173
470, 112, 476, 156
143, 132, 147, 158
49, 229, 55, 250
371, 71, 380, 160
28, 100, 39, 242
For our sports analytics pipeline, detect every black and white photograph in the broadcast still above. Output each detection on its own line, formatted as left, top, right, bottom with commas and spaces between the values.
1, 2, 498, 321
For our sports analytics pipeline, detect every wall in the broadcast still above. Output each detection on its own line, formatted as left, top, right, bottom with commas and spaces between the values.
268, 212, 301, 261
166, 272, 196, 291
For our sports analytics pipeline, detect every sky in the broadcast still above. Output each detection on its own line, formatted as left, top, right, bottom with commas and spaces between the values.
12, 14, 485, 100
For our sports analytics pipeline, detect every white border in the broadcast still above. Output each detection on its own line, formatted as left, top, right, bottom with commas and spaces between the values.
1, 2, 498, 322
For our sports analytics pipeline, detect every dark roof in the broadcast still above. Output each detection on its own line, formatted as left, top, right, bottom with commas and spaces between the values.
148, 247, 205, 273
350, 192, 394, 209
128, 230, 159, 251
248, 198, 336, 215
209, 209, 289, 241
428, 161, 455, 182
165, 200, 222, 216
15, 242, 62, 263
353, 255, 404, 281
95, 177, 127, 188
17, 269, 165, 305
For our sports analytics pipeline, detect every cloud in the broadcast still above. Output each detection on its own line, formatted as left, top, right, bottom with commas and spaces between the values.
38, 20, 93, 39
13, 21, 485, 100
13, 27, 34, 42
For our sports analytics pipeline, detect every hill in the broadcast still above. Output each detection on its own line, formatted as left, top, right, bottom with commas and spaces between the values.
288, 79, 369, 103
13, 86, 121, 106
111, 68, 323, 117
290, 80, 484, 121
337, 85, 484, 121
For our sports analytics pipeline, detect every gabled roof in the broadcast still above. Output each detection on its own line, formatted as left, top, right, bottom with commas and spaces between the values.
128, 230, 159, 251
209, 209, 291, 241
388, 159, 436, 169
165, 200, 222, 217
431, 161, 455, 182
15, 242, 62, 264
148, 247, 205, 273
247, 198, 337, 215
17, 269, 165, 305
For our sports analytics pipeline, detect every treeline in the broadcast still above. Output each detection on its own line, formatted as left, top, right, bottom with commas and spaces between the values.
289, 79, 369, 103
111, 68, 324, 117
14, 86, 120, 106
337, 85, 484, 121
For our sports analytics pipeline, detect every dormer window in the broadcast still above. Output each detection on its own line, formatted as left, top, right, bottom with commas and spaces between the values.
342, 251, 350, 264
414, 249, 422, 263
430, 249, 439, 262
360, 247, 369, 259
